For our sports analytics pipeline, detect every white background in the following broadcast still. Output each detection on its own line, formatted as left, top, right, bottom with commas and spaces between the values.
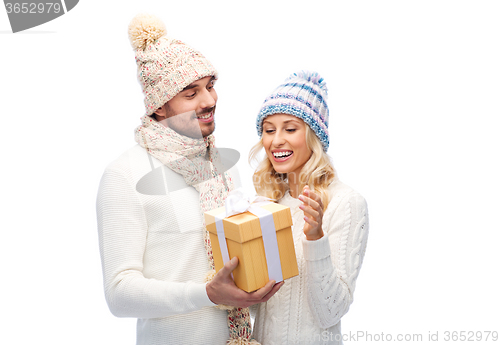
1, 1, 499, 344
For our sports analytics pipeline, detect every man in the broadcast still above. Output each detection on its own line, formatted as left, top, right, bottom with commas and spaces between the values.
96, 14, 281, 345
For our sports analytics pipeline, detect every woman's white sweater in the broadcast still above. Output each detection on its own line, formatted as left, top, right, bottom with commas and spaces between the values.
252, 179, 369, 344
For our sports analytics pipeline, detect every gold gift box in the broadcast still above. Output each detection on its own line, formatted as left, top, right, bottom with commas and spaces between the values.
204, 202, 299, 292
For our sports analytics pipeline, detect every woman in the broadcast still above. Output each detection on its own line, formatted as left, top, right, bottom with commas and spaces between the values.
249, 71, 369, 344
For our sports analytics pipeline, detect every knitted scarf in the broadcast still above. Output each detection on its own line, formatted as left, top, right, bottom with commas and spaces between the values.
135, 116, 259, 345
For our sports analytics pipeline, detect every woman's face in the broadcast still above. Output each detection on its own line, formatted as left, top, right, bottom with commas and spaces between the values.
262, 114, 312, 176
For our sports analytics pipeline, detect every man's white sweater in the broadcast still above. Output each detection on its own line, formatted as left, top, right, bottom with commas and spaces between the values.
96, 145, 230, 344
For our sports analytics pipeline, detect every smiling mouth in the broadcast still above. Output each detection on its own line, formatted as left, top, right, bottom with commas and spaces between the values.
197, 109, 214, 122
272, 150, 293, 161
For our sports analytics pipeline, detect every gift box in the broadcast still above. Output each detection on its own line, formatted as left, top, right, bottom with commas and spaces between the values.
205, 200, 299, 292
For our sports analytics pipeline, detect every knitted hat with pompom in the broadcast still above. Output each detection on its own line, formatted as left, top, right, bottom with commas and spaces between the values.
256, 71, 330, 151
128, 14, 218, 116
128, 16, 260, 345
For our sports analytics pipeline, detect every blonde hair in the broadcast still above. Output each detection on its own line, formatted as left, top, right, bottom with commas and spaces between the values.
249, 125, 335, 209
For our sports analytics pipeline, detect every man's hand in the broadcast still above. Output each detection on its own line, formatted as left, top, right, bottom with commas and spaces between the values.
206, 257, 284, 308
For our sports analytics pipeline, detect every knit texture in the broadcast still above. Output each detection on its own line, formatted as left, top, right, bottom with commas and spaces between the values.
134, 116, 258, 344
251, 179, 369, 344
97, 145, 231, 344
129, 14, 218, 116
134, 115, 229, 198
256, 71, 330, 151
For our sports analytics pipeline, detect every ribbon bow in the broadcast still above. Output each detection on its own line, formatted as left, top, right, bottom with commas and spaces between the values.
224, 188, 273, 217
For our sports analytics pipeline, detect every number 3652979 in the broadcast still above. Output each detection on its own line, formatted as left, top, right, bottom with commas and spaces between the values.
5, 3, 62, 14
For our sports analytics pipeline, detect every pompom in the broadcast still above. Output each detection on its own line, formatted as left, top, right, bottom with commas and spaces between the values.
226, 338, 261, 345
287, 70, 328, 94
128, 14, 167, 50
204, 269, 217, 282
215, 303, 236, 311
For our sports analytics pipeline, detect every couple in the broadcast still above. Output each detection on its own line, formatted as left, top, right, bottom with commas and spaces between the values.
96, 14, 369, 345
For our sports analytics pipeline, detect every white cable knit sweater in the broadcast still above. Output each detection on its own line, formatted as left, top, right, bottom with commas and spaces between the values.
96, 145, 231, 345
251, 179, 369, 344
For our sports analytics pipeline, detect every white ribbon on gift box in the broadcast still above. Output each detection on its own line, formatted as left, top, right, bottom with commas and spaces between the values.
214, 189, 284, 283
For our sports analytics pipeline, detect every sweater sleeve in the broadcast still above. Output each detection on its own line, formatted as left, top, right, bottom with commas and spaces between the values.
301, 191, 369, 329
96, 168, 215, 319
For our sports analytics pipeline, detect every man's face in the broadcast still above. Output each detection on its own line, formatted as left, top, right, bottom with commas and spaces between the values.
155, 76, 217, 138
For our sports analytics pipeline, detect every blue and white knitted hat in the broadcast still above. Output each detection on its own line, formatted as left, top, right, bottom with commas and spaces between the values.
256, 71, 329, 151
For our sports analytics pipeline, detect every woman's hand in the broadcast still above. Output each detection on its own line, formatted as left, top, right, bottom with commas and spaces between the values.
299, 185, 324, 241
